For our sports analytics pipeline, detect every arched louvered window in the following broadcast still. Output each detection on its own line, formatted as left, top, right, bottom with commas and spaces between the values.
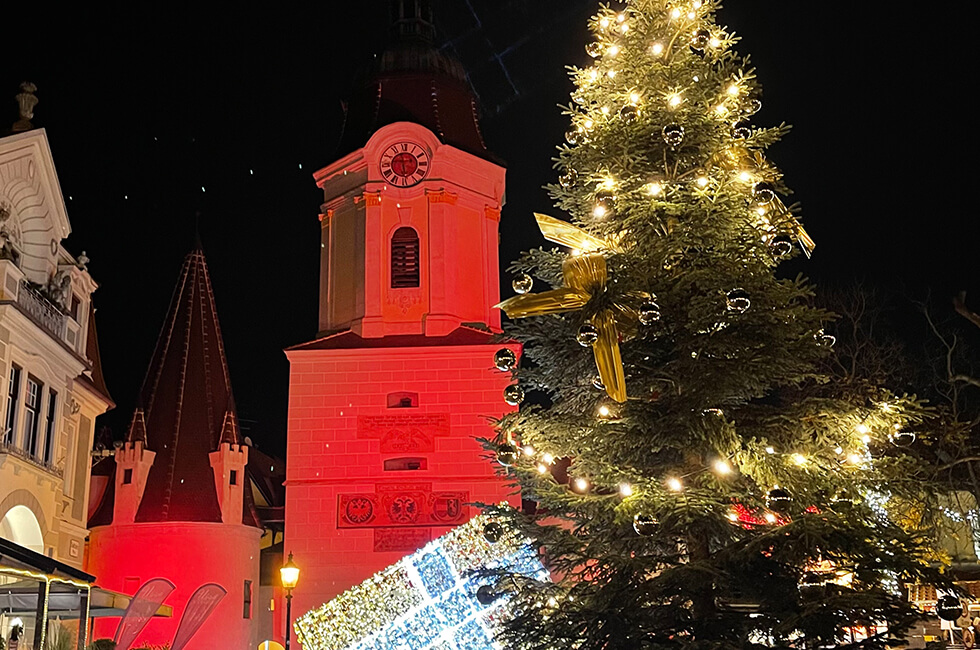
391, 227, 420, 288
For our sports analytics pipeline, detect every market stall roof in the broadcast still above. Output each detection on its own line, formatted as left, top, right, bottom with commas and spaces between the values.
0, 578, 172, 619
0, 536, 93, 583
0, 537, 172, 619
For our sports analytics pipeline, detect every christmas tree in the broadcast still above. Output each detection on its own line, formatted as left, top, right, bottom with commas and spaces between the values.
486, 2, 949, 648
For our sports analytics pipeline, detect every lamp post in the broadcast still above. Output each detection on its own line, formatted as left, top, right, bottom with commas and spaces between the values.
280, 551, 300, 649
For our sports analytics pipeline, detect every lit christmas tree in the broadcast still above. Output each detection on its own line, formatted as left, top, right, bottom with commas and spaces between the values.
487, 1, 950, 648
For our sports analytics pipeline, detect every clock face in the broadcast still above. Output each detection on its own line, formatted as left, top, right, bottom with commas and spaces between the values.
380, 142, 430, 187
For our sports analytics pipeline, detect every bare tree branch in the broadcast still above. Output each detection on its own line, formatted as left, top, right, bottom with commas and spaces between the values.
954, 292, 980, 330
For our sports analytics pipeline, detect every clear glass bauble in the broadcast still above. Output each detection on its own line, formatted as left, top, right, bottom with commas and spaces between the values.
483, 522, 504, 543
512, 273, 533, 295
753, 182, 776, 204
496, 443, 520, 467
726, 288, 751, 313
690, 28, 711, 51
503, 384, 525, 406
766, 487, 791, 513
662, 123, 685, 148
493, 348, 518, 372
559, 168, 578, 189
638, 301, 662, 325
577, 323, 600, 346
633, 513, 659, 536
770, 235, 794, 259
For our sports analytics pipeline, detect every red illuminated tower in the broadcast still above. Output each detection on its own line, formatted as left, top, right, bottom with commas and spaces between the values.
87, 247, 262, 649
283, 0, 519, 622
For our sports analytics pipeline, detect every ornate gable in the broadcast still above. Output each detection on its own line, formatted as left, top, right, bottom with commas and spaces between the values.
0, 129, 71, 285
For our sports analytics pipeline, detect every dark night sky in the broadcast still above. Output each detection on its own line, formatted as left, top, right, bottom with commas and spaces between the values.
2, 2, 972, 456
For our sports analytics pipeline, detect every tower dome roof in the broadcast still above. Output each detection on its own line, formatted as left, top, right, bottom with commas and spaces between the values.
337, 0, 489, 159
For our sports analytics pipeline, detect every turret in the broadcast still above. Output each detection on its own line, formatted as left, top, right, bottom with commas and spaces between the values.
209, 410, 249, 524
112, 410, 156, 524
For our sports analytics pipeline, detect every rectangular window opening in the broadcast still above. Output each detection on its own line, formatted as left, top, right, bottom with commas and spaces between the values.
24, 376, 42, 459
244, 579, 252, 619
386, 391, 418, 409
43, 388, 57, 465
123, 468, 133, 485
384, 457, 428, 471
230, 469, 238, 486
0, 364, 20, 446
3, 365, 21, 447
391, 227, 420, 288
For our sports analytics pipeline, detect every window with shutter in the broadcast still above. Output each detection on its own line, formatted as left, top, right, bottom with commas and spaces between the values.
391, 227, 420, 288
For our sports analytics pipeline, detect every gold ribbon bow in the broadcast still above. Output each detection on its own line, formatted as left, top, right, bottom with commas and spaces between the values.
713, 147, 816, 257
496, 214, 629, 403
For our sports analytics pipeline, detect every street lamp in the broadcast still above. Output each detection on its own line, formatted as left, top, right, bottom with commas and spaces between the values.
280, 552, 300, 649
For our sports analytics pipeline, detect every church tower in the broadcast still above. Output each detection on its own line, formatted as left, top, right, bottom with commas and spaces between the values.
87, 247, 262, 649
284, 0, 519, 623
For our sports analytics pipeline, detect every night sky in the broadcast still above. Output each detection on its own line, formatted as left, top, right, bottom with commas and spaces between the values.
2, 2, 972, 457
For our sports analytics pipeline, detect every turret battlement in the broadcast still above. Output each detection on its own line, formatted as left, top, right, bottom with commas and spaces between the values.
115, 439, 151, 465
209, 435, 249, 525
112, 436, 156, 525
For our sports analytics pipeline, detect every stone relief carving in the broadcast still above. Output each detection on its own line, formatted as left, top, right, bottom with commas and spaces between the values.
46, 270, 73, 310
0, 202, 20, 262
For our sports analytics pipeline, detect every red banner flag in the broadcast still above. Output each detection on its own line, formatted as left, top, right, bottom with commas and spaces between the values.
113, 578, 175, 650
170, 583, 227, 650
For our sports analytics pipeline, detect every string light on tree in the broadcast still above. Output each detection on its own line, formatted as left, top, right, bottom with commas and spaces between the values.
713, 459, 733, 475
486, 1, 944, 647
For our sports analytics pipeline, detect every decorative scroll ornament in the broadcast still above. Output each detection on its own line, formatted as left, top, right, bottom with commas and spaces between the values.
496, 214, 636, 403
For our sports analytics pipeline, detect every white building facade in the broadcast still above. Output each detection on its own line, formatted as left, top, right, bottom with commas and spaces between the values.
0, 127, 113, 570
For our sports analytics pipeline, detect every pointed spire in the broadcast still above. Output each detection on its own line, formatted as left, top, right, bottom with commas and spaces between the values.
132, 246, 245, 524
218, 397, 241, 446
126, 409, 148, 445
193, 213, 203, 252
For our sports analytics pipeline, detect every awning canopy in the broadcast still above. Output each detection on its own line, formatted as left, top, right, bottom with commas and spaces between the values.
0, 578, 172, 619
0, 535, 94, 582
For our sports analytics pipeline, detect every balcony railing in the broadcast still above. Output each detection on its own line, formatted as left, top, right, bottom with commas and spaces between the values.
16, 280, 67, 341
0, 438, 63, 478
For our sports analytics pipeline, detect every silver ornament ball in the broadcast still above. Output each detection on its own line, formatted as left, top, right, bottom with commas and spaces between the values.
494, 348, 518, 372
503, 384, 525, 406
633, 513, 659, 536
577, 323, 600, 346
753, 182, 776, 204
497, 443, 520, 466
638, 301, 662, 325
512, 273, 533, 295
726, 288, 751, 313
770, 235, 794, 259
662, 124, 685, 148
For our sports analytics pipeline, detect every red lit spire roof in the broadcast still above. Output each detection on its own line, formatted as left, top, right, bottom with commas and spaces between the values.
131, 246, 257, 526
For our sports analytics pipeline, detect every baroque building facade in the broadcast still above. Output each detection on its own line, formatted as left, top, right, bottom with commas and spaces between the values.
0, 125, 113, 571
283, 0, 520, 625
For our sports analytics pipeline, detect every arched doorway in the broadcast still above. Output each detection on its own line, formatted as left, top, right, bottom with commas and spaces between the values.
0, 505, 44, 553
